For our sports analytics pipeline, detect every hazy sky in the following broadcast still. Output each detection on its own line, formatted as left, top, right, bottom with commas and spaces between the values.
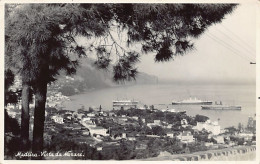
76, 3, 257, 84
136, 3, 256, 84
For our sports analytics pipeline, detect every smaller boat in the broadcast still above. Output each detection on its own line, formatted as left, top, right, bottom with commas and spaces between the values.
112, 99, 139, 110
161, 108, 176, 112
201, 105, 241, 110
201, 101, 241, 110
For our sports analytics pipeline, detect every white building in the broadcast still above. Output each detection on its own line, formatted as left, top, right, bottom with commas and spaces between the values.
77, 113, 85, 120
204, 142, 214, 147
128, 137, 136, 141
96, 147, 103, 151
87, 113, 96, 117
181, 119, 188, 128
51, 115, 64, 124
213, 135, 225, 144
166, 132, 174, 138
194, 120, 221, 135
167, 124, 173, 129
154, 120, 161, 125
132, 116, 138, 120
238, 132, 254, 141
122, 133, 127, 138
89, 127, 108, 137
147, 120, 162, 128
177, 131, 195, 143
82, 117, 91, 122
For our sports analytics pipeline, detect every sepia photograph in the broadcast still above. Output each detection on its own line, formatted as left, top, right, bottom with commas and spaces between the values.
3, 1, 258, 161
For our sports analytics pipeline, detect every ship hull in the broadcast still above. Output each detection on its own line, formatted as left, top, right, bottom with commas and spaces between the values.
172, 102, 213, 105
201, 106, 241, 110
112, 100, 138, 110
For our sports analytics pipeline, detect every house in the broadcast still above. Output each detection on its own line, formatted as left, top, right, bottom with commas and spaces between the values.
136, 144, 147, 150
6, 104, 15, 111
181, 119, 188, 128
238, 132, 254, 141
127, 133, 136, 141
132, 116, 138, 120
147, 123, 156, 128
45, 107, 58, 115
96, 147, 103, 151
101, 112, 108, 117
87, 113, 96, 117
51, 115, 64, 124
229, 141, 236, 146
213, 135, 225, 144
108, 112, 116, 117
117, 117, 128, 124
154, 120, 161, 125
178, 131, 195, 143
6, 110, 17, 118
161, 121, 168, 127
119, 117, 128, 121
82, 130, 90, 136
72, 125, 83, 130
146, 134, 160, 138
112, 135, 122, 140
166, 132, 174, 138
128, 136, 136, 141
194, 120, 221, 135
119, 133, 125, 139
77, 113, 85, 120
147, 120, 161, 128
167, 124, 173, 129
204, 142, 214, 147
82, 117, 91, 122
89, 126, 108, 137
72, 112, 85, 120
63, 113, 72, 120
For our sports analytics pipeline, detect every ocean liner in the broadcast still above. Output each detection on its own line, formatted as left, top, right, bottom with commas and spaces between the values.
172, 97, 212, 105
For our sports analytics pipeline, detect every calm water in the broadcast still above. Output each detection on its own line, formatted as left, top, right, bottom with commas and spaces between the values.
63, 84, 256, 128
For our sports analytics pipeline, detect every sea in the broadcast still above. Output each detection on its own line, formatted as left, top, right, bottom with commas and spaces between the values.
63, 84, 256, 128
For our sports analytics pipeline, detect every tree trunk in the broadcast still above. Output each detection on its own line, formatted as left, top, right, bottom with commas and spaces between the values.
32, 81, 47, 159
21, 82, 30, 152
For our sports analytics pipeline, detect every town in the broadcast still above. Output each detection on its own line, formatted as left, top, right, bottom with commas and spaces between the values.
5, 91, 256, 160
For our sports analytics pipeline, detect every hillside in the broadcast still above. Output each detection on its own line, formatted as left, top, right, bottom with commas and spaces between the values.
51, 58, 158, 96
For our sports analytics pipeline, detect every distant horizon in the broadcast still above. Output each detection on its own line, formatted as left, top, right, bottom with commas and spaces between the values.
155, 78, 255, 86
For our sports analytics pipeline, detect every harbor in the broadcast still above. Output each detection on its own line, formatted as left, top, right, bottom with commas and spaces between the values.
62, 84, 255, 129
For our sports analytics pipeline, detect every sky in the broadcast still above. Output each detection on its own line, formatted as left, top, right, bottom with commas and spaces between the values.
76, 3, 257, 85
136, 3, 257, 84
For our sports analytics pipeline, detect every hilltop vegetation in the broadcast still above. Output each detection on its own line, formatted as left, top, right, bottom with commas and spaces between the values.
51, 59, 158, 96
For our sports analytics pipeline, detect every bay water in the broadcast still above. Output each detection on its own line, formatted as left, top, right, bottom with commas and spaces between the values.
63, 84, 256, 128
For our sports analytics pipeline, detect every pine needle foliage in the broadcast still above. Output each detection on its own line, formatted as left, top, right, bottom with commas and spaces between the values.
6, 3, 237, 83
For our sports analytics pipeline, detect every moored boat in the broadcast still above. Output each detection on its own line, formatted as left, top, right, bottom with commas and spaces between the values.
201, 105, 241, 110
201, 101, 241, 110
112, 99, 139, 110
172, 97, 212, 105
